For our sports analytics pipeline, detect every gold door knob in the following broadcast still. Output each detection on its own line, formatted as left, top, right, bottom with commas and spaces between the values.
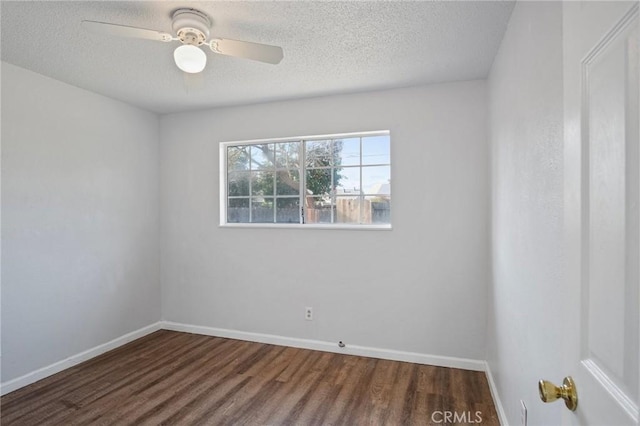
538, 376, 578, 411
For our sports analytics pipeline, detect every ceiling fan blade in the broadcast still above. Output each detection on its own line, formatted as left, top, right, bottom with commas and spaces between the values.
210, 39, 284, 64
81, 20, 173, 42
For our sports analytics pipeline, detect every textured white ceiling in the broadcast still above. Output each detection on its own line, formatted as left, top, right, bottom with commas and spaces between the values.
1, 1, 514, 114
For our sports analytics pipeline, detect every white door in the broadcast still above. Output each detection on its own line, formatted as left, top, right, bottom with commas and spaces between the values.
563, 1, 639, 425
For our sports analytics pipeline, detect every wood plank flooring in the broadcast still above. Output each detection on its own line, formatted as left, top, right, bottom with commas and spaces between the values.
1, 330, 499, 425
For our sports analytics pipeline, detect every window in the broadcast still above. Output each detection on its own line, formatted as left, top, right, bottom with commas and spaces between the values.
220, 131, 391, 228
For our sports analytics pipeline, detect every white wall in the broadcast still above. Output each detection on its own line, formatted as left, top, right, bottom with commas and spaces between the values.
1, 63, 161, 382
487, 2, 566, 425
160, 81, 490, 361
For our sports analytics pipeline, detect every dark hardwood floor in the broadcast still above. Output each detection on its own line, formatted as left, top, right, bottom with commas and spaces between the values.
1, 330, 499, 425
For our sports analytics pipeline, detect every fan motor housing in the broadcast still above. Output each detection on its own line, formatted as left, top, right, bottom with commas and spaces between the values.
172, 8, 210, 45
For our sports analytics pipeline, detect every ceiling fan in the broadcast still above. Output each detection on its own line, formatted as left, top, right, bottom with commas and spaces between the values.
82, 8, 284, 74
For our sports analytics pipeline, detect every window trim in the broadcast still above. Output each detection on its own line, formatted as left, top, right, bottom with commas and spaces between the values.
219, 130, 392, 230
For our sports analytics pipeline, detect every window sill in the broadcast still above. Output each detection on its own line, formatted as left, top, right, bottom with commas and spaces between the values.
219, 223, 392, 231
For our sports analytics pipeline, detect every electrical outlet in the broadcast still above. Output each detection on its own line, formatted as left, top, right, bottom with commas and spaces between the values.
305, 307, 313, 321
520, 400, 527, 426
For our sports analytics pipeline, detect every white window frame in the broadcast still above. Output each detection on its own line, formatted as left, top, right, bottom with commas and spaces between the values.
219, 130, 391, 230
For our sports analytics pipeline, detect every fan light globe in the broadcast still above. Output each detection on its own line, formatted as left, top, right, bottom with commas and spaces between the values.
173, 45, 207, 73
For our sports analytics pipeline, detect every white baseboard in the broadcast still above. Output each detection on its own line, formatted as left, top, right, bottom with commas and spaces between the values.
484, 361, 508, 426
0, 322, 163, 396
162, 321, 485, 372
1, 321, 488, 397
